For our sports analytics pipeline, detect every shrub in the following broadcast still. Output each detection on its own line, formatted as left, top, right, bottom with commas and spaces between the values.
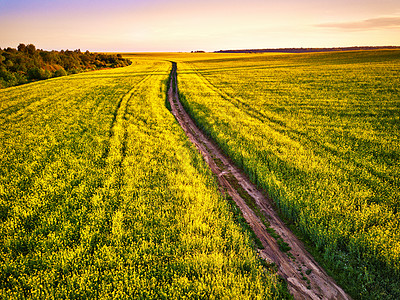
54, 68, 67, 77
27, 67, 43, 80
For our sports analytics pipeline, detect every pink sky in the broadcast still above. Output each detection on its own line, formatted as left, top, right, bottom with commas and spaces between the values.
1, 0, 399, 52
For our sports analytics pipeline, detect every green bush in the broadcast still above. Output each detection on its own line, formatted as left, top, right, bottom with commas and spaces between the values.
53, 68, 67, 77
27, 67, 44, 80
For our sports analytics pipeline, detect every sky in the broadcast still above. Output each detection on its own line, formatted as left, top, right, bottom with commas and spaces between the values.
1, 0, 400, 52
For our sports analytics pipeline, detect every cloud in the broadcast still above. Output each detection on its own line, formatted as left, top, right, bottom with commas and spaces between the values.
317, 17, 400, 30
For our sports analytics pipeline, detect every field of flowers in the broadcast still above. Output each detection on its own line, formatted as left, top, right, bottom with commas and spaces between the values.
176, 50, 400, 299
0, 60, 290, 298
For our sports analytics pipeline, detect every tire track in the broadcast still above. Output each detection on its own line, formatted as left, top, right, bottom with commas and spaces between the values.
168, 62, 350, 300
103, 73, 153, 162
89, 73, 154, 222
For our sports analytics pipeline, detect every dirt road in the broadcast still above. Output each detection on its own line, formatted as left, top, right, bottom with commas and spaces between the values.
167, 62, 350, 299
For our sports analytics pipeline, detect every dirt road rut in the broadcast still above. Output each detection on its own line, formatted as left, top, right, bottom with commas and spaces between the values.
167, 62, 350, 300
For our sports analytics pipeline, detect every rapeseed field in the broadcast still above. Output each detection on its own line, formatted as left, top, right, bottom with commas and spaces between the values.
0, 60, 290, 299
176, 50, 400, 299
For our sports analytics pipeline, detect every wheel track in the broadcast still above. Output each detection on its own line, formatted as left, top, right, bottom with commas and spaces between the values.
168, 62, 350, 300
85, 68, 160, 218
103, 73, 154, 163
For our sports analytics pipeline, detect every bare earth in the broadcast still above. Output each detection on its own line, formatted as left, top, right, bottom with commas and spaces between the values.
168, 63, 350, 300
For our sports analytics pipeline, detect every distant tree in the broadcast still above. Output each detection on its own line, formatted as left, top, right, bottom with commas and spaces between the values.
80, 53, 91, 66
17, 43, 26, 52
5, 47, 17, 54
26, 44, 36, 55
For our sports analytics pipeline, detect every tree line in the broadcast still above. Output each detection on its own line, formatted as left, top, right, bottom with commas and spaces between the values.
0, 43, 132, 88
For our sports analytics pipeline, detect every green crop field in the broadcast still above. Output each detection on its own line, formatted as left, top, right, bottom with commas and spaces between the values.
176, 50, 400, 299
2, 49, 399, 299
0, 59, 290, 299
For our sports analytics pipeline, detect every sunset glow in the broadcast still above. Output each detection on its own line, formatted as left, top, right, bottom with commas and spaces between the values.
1, 0, 400, 51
